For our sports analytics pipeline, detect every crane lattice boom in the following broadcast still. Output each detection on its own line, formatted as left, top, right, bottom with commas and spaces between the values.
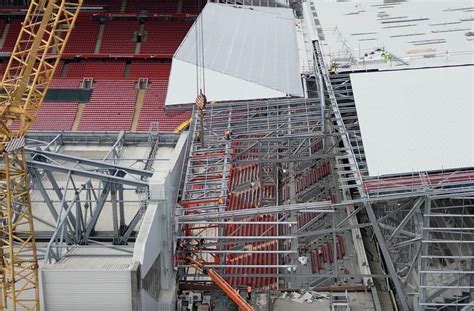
0, 1, 82, 310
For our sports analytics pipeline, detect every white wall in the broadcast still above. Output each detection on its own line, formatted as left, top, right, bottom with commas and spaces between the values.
41, 270, 132, 311
133, 132, 189, 310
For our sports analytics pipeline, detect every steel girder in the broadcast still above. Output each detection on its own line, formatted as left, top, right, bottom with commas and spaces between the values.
317, 40, 474, 310
22, 132, 158, 264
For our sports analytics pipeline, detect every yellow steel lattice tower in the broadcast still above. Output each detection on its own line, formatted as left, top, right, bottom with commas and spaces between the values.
0, 0, 82, 310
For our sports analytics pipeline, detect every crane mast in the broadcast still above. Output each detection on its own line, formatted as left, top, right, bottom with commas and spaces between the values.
0, 0, 82, 310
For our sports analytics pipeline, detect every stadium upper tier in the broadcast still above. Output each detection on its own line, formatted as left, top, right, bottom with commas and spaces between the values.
0, 10, 197, 131
0, 0, 205, 14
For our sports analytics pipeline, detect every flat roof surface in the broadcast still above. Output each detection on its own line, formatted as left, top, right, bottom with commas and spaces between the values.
311, 0, 474, 70
166, 3, 304, 105
351, 65, 474, 176
42, 248, 134, 270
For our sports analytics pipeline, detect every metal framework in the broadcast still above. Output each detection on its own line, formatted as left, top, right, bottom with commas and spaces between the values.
316, 41, 474, 310
18, 132, 180, 263
0, 1, 82, 310
176, 92, 380, 293
176, 37, 474, 311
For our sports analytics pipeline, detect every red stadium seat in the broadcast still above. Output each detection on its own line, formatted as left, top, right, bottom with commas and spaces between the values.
126, 0, 178, 13
136, 80, 190, 132
78, 80, 137, 131
64, 19, 100, 54
0, 20, 22, 52
100, 20, 139, 54
141, 21, 192, 55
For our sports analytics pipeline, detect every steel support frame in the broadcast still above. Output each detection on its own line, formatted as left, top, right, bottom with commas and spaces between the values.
321, 54, 474, 310
22, 132, 160, 265
177, 96, 341, 288
313, 39, 409, 310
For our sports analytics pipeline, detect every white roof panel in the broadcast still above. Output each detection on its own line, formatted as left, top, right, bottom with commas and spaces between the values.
166, 3, 303, 105
311, 0, 474, 71
166, 59, 286, 104
351, 65, 474, 176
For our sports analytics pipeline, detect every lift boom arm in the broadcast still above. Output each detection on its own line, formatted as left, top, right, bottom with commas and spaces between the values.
0, 1, 82, 310
187, 258, 254, 311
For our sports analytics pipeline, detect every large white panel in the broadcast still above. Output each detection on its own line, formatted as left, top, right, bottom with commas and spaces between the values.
42, 270, 132, 311
166, 59, 286, 105
166, 2, 303, 105
351, 66, 474, 176
175, 3, 302, 95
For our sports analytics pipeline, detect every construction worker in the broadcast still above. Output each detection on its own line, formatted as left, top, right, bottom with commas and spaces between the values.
224, 129, 232, 140
246, 284, 252, 302
381, 50, 391, 63
198, 238, 205, 249
329, 61, 338, 74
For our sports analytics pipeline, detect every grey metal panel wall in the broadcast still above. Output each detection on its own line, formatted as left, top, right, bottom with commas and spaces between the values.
42, 270, 132, 311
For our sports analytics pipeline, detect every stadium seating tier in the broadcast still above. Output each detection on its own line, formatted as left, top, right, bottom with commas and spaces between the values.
0, 2, 199, 133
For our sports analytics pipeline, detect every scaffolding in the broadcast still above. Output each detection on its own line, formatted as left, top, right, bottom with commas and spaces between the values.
175, 91, 391, 298
176, 38, 474, 311
315, 39, 474, 310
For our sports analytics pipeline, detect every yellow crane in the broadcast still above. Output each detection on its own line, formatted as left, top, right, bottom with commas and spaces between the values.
0, 1, 82, 310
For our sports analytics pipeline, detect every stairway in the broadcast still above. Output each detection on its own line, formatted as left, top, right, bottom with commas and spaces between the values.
71, 103, 85, 131
94, 23, 105, 53
131, 89, 146, 131
0, 23, 10, 49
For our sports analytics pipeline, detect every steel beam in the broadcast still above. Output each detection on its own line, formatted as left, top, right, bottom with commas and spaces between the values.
366, 202, 410, 311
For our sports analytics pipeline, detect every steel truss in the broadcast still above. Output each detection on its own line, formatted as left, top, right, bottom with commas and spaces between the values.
176, 37, 473, 311
19, 132, 181, 265
176, 93, 376, 292
314, 41, 474, 310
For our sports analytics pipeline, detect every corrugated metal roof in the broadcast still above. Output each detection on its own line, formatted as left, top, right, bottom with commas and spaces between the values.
351, 65, 474, 176
166, 3, 304, 105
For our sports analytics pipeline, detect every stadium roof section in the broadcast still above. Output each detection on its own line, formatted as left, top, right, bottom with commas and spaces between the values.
306, 0, 474, 71
351, 65, 474, 176
166, 3, 304, 105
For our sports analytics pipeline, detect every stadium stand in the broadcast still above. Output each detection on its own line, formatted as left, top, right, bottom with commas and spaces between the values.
78, 80, 137, 131
82, 60, 126, 79
7, 79, 80, 131
64, 61, 87, 78
0, 19, 21, 52
0, 3, 200, 132
181, 0, 206, 14
128, 61, 170, 80
0, 19, 5, 36
30, 102, 78, 131
137, 80, 190, 131
141, 21, 192, 55
126, 0, 178, 13
100, 20, 139, 54
64, 18, 100, 54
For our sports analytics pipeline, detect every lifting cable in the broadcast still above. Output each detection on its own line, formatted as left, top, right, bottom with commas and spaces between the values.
195, 0, 206, 96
